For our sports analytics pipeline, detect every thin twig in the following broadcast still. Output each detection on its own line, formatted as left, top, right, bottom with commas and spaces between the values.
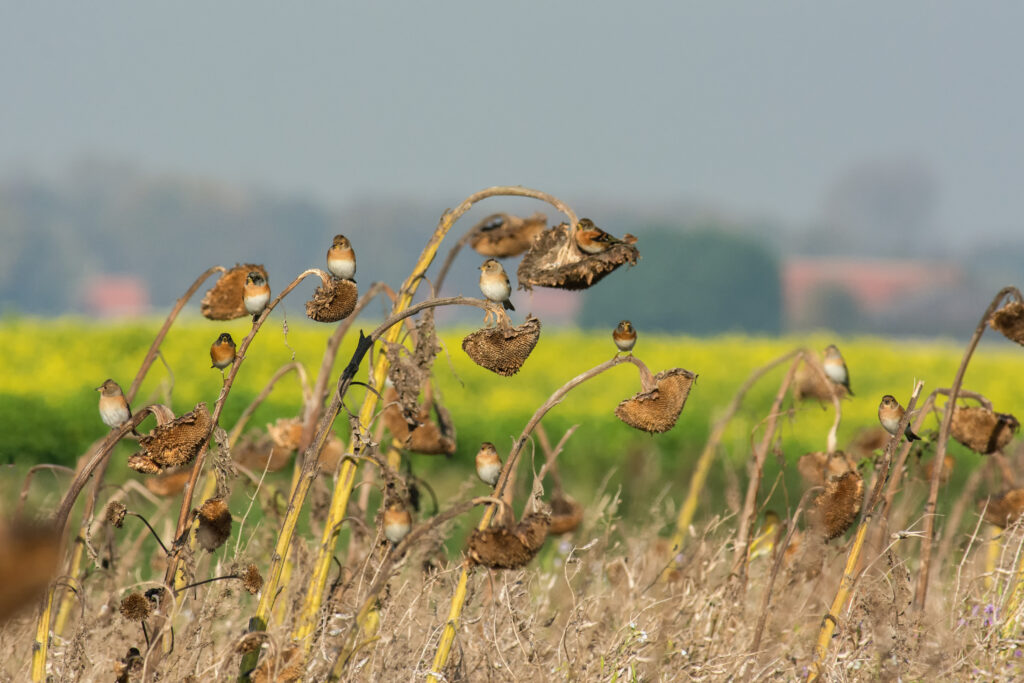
730, 351, 805, 588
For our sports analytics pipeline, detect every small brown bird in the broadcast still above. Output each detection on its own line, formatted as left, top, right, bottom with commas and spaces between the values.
878, 395, 921, 442
243, 272, 270, 316
613, 320, 637, 353
574, 218, 625, 254
210, 332, 236, 371
383, 502, 412, 544
475, 442, 502, 486
327, 234, 356, 280
96, 379, 132, 430
823, 344, 854, 396
479, 258, 514, 311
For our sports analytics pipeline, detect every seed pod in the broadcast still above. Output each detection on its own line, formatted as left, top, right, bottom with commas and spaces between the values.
380, 389, 457, 456
462, 316, 541, 377
951, 405, 1019, 454
469, 212, 548, 258
200, 264, 268, 320
923, 454, 954, 483
119, 592, 151, 621
129, 403, 211, 474
797, 451, 855, 488
144, 469, 191, 497
196, 498, 232, 552
989, 300, 1024, 346
305, 276, 358, 323
242, 564, 263, 595
548, 495, 584, 535
809, 471, 864, 541
615, 368, 696, 434
0, 520, 60, 622
794, 357, 847, 402
517, 222, 639, 291
105, 501, 128, 528
981, 489, 1024, 528
467, 512, 550, 569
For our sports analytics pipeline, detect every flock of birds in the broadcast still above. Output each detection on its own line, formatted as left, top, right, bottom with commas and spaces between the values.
92, 220, 920, 547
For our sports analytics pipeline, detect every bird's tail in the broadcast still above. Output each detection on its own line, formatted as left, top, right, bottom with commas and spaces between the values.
906, 428, 922, 442
503, 299, 515, 311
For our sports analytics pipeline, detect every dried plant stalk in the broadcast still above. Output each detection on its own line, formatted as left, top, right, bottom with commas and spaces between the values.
729, 353, 804, 587
916, 286, 1021, 609
428, 354, 672, 681
276, 185, 580, 666
809, 381, 923, 681
666, 349, 802, 562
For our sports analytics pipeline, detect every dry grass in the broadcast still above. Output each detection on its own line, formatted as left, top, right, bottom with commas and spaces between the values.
4, 465, 1024, 681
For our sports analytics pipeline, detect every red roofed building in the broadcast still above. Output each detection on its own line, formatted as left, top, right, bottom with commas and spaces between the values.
83, 275, 151, 318
783, 258, 963, 329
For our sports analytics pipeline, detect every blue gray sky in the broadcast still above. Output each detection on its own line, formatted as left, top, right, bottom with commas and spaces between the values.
2, 2, 1022, 240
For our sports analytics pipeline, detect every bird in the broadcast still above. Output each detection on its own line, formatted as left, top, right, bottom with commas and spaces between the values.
823, 344, 854, 396
475, 442, 502, 486
327, 234, 356, 280
480, 215, 506, 232
243, 271, 270, 317
613, 320, 637, 353
210, 332, 236, 372
479, 258, 515, 311
574, 218, 626, 255
383, 502, 412, 544
96, 379, 132, 431
878, 395, 921, 442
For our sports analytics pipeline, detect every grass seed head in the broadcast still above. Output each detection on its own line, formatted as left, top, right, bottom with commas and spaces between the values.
119, 593, 151, 621
196, 498, 232, 552
105, 501, 128, 528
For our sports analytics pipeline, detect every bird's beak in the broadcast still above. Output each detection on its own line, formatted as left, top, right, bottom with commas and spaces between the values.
94, 385, 102, 392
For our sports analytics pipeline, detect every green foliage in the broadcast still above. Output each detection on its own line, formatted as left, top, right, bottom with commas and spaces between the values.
577, 228, 782, 334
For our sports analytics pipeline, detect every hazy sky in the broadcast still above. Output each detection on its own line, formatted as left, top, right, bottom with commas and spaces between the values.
2, 2, 1022, 238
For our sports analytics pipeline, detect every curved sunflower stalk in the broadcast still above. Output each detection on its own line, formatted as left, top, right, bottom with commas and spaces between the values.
236, 187, 581, 677
34, 265, 226, 682
427, 353, 678, 681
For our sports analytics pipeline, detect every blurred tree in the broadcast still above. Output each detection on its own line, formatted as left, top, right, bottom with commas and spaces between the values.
577, 228, 782, 334
801, 283, 864, 333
